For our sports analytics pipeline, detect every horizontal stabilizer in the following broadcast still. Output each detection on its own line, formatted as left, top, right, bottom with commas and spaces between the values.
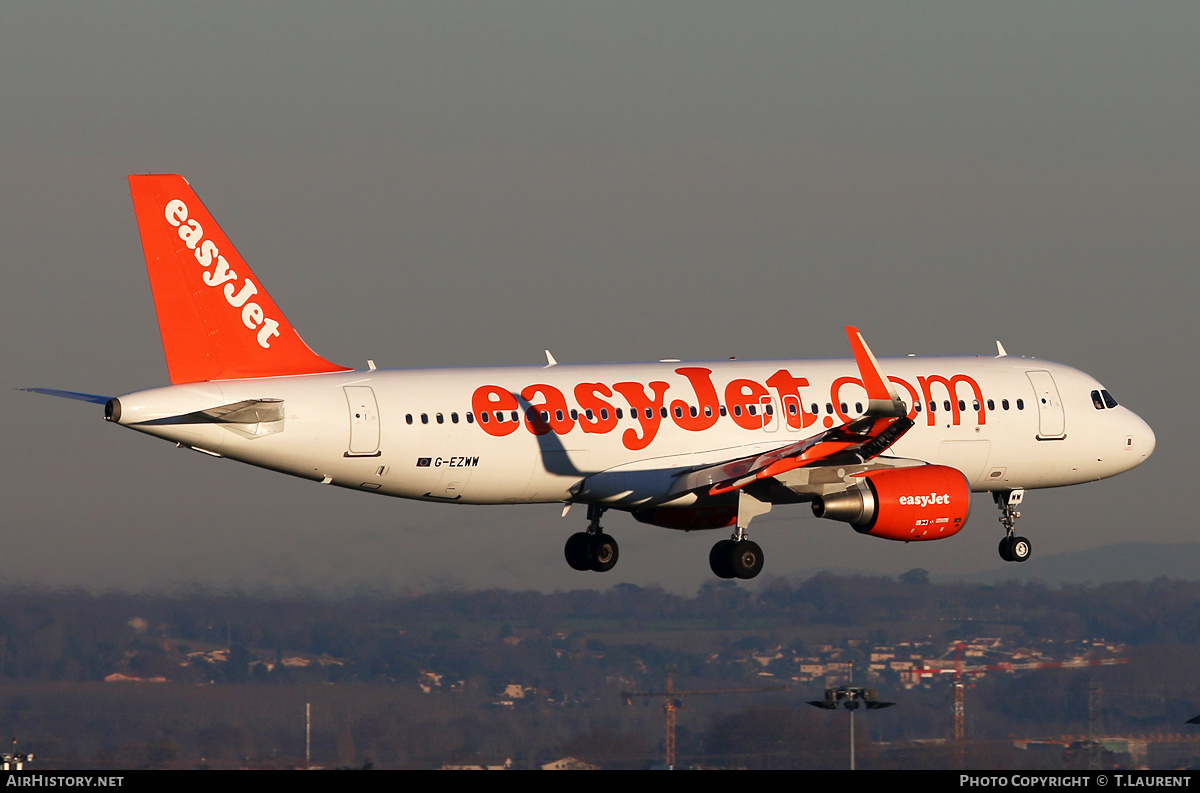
19, 388, 113, 404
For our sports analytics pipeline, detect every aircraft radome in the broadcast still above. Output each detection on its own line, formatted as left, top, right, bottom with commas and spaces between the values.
24, 175, 1156, 580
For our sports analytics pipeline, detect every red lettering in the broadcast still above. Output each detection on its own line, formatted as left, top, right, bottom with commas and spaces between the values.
725, 379, 769, 430
613, 380, 670, 450
520, 384, 575, 436
767, 369, 816, 429
471, 385, 520, 437
574, 383, 618, 434
918, 374, 985, 426
670, 368, 720, 431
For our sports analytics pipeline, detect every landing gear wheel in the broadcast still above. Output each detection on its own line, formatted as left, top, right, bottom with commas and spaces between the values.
565, 532, 592, 571
589, 533, 619, 573
709, 540, 736, 579
998, 537, 1014, 562
1009, 536, 1031, 563
729, 540, 764, 580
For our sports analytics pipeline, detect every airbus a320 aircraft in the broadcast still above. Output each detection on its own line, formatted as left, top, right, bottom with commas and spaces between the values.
26, 175, 1155, 580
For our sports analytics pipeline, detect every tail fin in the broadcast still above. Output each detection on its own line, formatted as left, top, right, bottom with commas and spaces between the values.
128, 174, 352, 384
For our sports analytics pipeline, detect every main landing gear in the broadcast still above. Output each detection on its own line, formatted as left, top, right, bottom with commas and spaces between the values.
708, 489, 769, 580
709, 535, 764, 580
564, 505, 620, 573
994, 489, 1031, 563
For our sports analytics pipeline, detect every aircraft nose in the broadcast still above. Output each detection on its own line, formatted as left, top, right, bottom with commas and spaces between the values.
1140, 415, 1156, 459
1128, 410, 1155, 464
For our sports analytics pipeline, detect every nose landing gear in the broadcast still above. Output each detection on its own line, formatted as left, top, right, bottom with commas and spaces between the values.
994, 490, 1031, 563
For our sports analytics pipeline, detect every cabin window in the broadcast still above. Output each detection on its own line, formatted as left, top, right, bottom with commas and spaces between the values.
855, 402, 863, 414
406, 414, 413, 425
719, 406, 728, 417
466, 412, 474, 424
480, 412, 490, 424
788, 403, 797, 415
987, 399, 994, 410
690, 406, 698, 418
511, 411, 519, 422
958, 400, 966, 411
1016, 399, 1024, 410
825, 403, 834, 414
674, 406, 683, 418
1002, 400, 1010, 410
748, 404, 757, 416
570, 409, 578, 420
839, 402, 847, 414
616, 408, 624, 419
436, 413, 444, 424
421, 413, 429, 424
914, 402, 922, 412
451, 413, 459, 423
733, 405, 743, 417
929, 402, 936, 412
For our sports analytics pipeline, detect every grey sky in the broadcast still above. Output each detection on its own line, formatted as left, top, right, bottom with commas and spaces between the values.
2, 2, 1195, 593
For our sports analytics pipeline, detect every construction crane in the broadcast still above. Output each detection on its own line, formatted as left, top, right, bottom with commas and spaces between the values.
620, 670, 787, 769
911, 648, 1129, 767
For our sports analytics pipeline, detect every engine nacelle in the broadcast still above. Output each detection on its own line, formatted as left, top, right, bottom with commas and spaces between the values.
811, 465, 970, 542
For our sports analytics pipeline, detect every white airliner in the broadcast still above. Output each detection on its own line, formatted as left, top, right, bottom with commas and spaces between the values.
26, 175, 1155, 580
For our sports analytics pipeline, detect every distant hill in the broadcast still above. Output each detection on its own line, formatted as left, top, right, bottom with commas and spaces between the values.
778, 543, 1200, 587
953, 542, 1200, 585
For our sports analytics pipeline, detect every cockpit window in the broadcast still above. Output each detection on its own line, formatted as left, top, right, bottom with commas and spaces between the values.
1102, 390, 1118, 409
1091, 390, 1105, 410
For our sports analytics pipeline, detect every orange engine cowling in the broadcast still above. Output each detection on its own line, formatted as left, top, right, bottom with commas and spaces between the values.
811, 465, 971, 541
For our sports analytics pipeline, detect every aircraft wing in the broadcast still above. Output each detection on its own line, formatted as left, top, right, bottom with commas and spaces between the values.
669, 327, 914, 498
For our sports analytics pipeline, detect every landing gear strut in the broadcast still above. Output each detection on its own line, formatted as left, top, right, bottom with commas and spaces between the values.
708, 491, 768, 580
565, 505, 620, 573
994, 489, 1031, 563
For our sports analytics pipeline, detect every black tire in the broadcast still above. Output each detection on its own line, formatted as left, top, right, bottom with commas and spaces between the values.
1010, 536, 1031, 563
998, 537, 1014, 562
565, 532, 592, 571
730, 540, 764, 580
589, 533, 620, 573
709, 540, 736, 579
